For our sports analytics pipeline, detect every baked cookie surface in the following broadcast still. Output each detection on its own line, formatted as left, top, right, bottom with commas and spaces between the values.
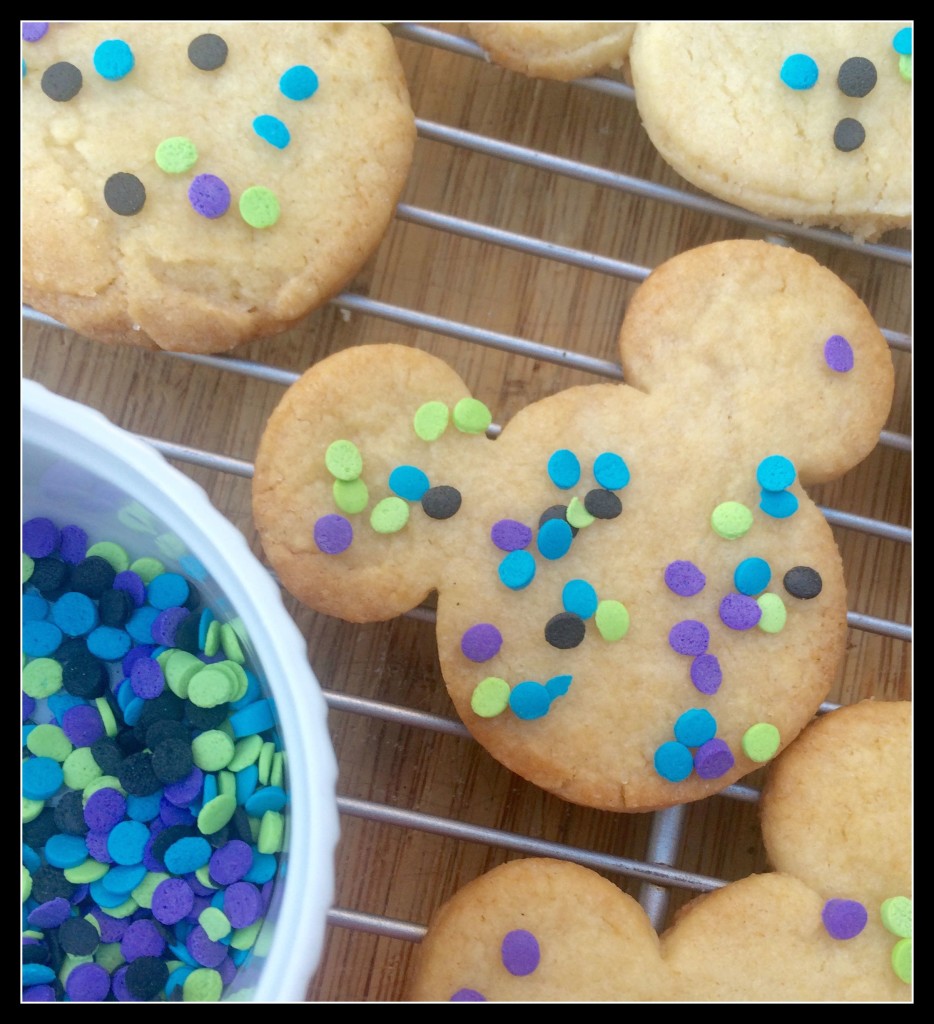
252, 239, 894, 813
407, 700, 912, 1001
467, 22, 636, 81
629, 22, 912, 241
22, 22, 415, 353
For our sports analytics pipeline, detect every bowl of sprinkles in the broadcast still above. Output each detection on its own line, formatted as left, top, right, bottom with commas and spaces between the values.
22, 380, 339, 1002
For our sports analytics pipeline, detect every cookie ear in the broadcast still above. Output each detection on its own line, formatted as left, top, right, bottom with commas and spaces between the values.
252, 344, 492, 621
618, 240, 895, 484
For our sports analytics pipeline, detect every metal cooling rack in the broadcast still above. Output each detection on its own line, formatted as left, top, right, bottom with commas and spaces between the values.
22, 21, 912, 966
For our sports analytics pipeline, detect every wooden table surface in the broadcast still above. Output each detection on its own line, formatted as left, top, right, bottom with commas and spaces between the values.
22, 23, 912, 1002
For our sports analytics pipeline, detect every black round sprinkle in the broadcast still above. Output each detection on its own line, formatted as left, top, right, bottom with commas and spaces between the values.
135, 690, 185, 731
22, 942, 50, 965
184, 701, 229, 731
70, 555, 117, 598
539, 504, 578, 537
583, 488, 622, 520
207, 825, 231, 847
838, 56, 877, 98
98, 587, 133, 627
151, 736, 194, 784
173, 612, 202, 653
833, 117, 866, 153
421, 484, 462, 520
544, 611, 586, 650
188, 33, 228, 71
41, 61, 83, 101
57, 916, 100, 956
228, 806, 255, 845
116, 750, 162, 796
61, 650, 108, 699
23, 808, 59, 848
104, 172, 146, 216
143, 717, 190, 750
125, 956, 170, 1000
30, 865, 76, 904
784, 565, 823, 599
53, 789, 90, 836
90, 737, 124, 775
28, 556, 68, 596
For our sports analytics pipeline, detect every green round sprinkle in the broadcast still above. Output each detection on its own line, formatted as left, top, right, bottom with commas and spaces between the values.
198, 906, 231, 942
191, 730, 235, 772
197, 793, 237, 835
164, 650, 205, 699
155, 136, 198, 174
452, 396, 492, 434
258, 809, 285, 854
229, 920, 263, 951
59, 954, 94, 985
270, 752, 285, 789
899, 54, 911, 82
219, 623, 245, 664
22, 658, 63, 698
891, 937, 912, 983
217, 770, 236, 799
223, 661, 249, 702
64, 859, 110, 884
183, 967, 225, 1001
370, 496, 409, 534
325, 439, 363, 481
94, 942, 124, 973
711, 501, 754, 540
94, 697, 119, 738
26, 723, 73, 762
204, 619, 221, 657
131, 871, 170, 908
566, 496, 595, 529
594, 600, 630, 641
22, 865, 32, 903
414, 400, 449, 440
880, 896, 912, 938
87, 541, 129, 571
83, 775, 125, 801
23, 798, 44, 824
155, 532, 186, 560
61, 748, 102, 790
195, 864, 219, 891
470, 677, 510, 718
228, 735, 265, 772
258, 741, 275, 786
23, 553, 34, 582
239, 185, 280, 228
102, 896, 139, 919
333, 477, 369, 514
129, 556, 165, 584
741, 722, 781, 762
756, 592, 787, 634
117, 501, 159, 533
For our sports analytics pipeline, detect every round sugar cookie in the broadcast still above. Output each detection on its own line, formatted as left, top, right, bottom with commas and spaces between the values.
22, 22, 416, 353
629, 22, 912, 242
467, 22, 636, 81
252, 240, 895, 813
407, 701, 911, 1001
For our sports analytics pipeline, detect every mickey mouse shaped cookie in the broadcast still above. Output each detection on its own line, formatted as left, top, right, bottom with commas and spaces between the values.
629, 22, 912, 241
252, 239, 894, 813
22, 22, 415, 353
406, 699, 911, 1001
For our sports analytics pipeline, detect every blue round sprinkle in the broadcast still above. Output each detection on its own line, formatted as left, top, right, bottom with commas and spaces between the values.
389, 465, 430, 501
146, 572, 189, 610
107, 819, 150, 866
23, 963, 57, 986
44, 833, 92, 869
654, 741, 694, 782
544, 674, 572, 699
253, 114, 291, 150
593, 452, 630, 490
734, 556, 772, 596
229, 699, 276, 738
244, 785, 288, 817
537, 518, 573, 560
164, 836, 212, 874
509, 681, 552, 720
201, 773, 218, 806
100, 862, 147, 895
759, 488, 799, 519
235, 763, 259, 805
756, 455, 796, 491
243, 850, 277, 884
893, 27, 912, 56
280, 64, 318, 101
23, 844, 42, 874
23, 593, 49, 621
87, 624, 133, 661
52, 591, 99, 637
126, 605, 161, 644
22, 620, 63, 658
562, 579, 599, 619
498, 550, 536, 590
547, 449, 580, 490
90, 877, 131, 909
781, 53, 819, 90
674, 708, 718, 748
23, 757, 64, 801
126, 791, 162, 822
93, 39, 135, 81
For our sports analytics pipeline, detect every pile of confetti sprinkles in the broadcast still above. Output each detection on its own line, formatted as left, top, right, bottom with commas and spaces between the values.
22, 517, 289, 1002
22, 23, 320, 228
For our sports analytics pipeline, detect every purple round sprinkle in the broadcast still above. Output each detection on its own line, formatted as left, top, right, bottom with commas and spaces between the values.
61, 703, 105, 746
452, 989, 487, 1001
23, 517, 61, 558
90, 908, 129, 943
130, 656, 165, 700
84, 787, 128, 832
121, 918, 165, 961
23, 692, 36, 723
209, 839, 254, 886
188, 173, 231, 219
822, 898, 868, 940
460, 623, 503, 663
693, 737, 735, 779
65, 962, 111, 1002
668, 620, 709, 656
501, 929, 540, 976
59, 523, 89, 564
110, 964, 140, 1002
664, 560, 706, 597
150, 606, 190, 647
719, 593, 762, 630
113, 571, 147, 608
690, 653, 723, 696
313, 514, 353, 555
151, 876, 195, 925
23, 985, 56, 1001
490, 518, 533, 552
84, 830, 115, 865
222, 880, 263, 928
217, 956, 238, 986
824, 334, 854, 373
187, 924, 229, 968
162, 765, 204, 807
23, 22, 49, 42
27, 896, 72, 929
